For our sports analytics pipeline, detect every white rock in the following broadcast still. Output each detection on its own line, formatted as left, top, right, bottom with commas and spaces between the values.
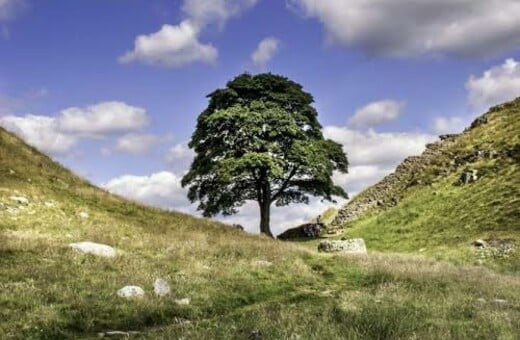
117, 286, 145, 299
175, 298, 190, 305
79, 212, 89, 219
68, 241, 117, 258
153, 278, 171, 297
44, 202, 55, 208
318, 239, 367, 254
252, 260, 273, 267
9, 196, 29, 205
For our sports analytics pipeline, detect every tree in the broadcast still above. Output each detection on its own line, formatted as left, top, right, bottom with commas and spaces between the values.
181, 73, 348, 237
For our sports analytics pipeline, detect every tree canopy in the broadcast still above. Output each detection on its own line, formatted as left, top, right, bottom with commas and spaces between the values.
181, 73, 348, 237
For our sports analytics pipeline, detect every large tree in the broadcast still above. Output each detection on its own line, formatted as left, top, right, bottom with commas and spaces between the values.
182, 73, 348, 237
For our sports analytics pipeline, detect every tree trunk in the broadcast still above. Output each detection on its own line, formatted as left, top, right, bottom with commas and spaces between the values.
259, 200, 273, 238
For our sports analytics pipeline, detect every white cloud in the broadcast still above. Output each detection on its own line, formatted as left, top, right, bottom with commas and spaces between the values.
165, 142, 195, 171
119, 21, 218, 67
121, 0, 258, 67
347, 100, 405, 129
104, 171, 197, 215
323, 126, 437, 168
290, 0, 520, 57
0, 114, 77, 155
0, 0, 24, 22
115, 133, 159, 155
58, 101, 149, 137
466, 58, 520, 111
0, 101, 150, 156
251, 37, 280, 67
183, 0, 258, 28
431, 116, 467, 135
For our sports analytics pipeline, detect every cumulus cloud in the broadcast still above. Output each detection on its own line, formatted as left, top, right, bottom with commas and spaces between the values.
104, 171, 197, 215
431, 116, 467, 135
121, 0, 258, 67
289, 0, 520, 57
114, 133, 160, 155
466, 58, 520, 111
119, 21, 218, 67
323, 126, 436, 168
347, 100, 405, 129
251, 37, 280, 67
0, 114, 77, 154
58, 101, 149, 136
0, 0, 24, 22
0, 101, 150, 156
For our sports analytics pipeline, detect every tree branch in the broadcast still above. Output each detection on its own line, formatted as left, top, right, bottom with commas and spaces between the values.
271, 166, 298, 202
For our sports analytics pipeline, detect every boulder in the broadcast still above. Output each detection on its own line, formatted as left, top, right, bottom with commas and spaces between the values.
459, 169, 478, 185
69, 241, 117, 258
318, 239, 367, 254
277, 222, 325, 240
153, 278, 171, 297
9, 196, 29, 205
117, 286, 145, 299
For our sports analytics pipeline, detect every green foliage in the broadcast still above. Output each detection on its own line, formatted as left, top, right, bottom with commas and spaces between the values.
182, 73, 348, 235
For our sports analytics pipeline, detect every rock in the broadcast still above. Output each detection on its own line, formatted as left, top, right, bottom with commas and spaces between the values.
249, 330, 263, 340
477, 298, 486, 303
69, 241, 117, 258
277, 222, 324, 239
9, 196, 29, 205
9, 169, 15, 175
117, 286, 145, 299
459, 169, 478, 185
175, 297, 190, 305
494, 299, 507, 305
318, 239, 367, 254
153, 278, 170, 297
232, 224, 244, 231
79, 212, 89, 219
472, 239, 487, 248
44, 201, 55, 208
98, 331, 141, 338
252, 260, 273, 267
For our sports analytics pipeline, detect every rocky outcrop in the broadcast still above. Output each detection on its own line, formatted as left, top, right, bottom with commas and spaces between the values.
69, 241, 117, 258
332, 103, 520, 226
277, 222, 325, 239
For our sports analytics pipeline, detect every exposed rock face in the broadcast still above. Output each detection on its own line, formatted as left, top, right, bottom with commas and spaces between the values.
331, 105, 520, 226
68, 241, 117, 258
318, 239, 367, 254
277, 223, 325, 239
117, 286, 145, 299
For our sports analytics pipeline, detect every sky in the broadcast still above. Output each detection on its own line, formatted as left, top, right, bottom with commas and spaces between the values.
1, 0, 520, 235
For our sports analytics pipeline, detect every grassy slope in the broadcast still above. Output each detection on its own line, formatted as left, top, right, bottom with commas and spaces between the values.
1, 126, 520, 339
332, 99, 520, 271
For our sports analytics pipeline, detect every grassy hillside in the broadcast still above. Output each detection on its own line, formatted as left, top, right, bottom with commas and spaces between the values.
1, 125, 520, 339
330, 98, 520, 271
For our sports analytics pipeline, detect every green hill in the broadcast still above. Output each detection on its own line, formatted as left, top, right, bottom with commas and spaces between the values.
1, 112, 519, 339
329, 98, 520, 271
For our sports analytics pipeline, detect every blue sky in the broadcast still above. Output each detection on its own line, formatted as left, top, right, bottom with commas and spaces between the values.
1, 0, 520, 235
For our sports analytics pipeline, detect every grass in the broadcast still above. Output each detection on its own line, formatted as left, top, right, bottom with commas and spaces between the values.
1, 97, 520, 339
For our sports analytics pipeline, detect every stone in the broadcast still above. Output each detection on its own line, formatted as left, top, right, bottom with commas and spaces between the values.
98, 331, 141, 338
79, 212, 89, 219
153, 278, 171, 297
494, 299, 507, 305
472, 239, 487, 248
318, 239, 367, 254
175, 298, 190, 305
249, 330, 263, 340
69, 241, 117, 258
459, 169, 478, 185
9, 196, 29, 205
476, 298, 486, 303
277, 222, 324, 239
252, 260, 273, 267
117, 286, 145, 299
44, 202, 55, 208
